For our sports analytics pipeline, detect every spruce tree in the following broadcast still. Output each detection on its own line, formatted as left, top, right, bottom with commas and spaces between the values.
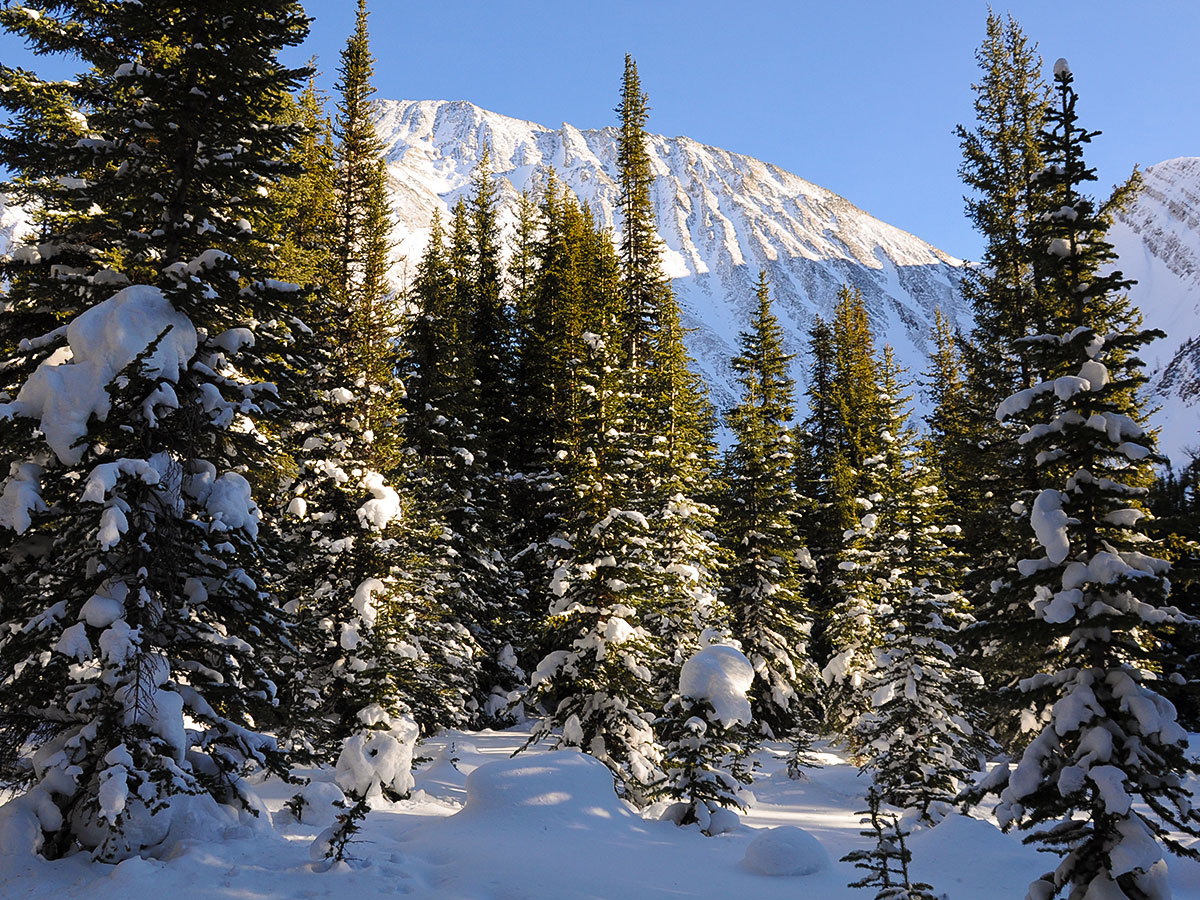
656, 645, 755, 835
270, 76, 337, 291
815, 287, 885, 737
842, 788, 939, 900
967, 59, 1200, 900
0, 0, 309, 860
525, 322, 667, 803
953, 12, 1055, 742
274, 1, 412, 760
853, 361, 982, 822
397, 209, 506, 729
721, 272, 820, 738
922, 309, 973, 501
527, 59, 722, 801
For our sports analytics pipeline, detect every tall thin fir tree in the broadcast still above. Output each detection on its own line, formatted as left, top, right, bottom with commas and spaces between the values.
953, 13, 1058, 745
0, 0, 310, 860
965, 59, 1200, 900
526, 58, 721, 801
817, 286, 885, 738
613, 53, 725, 729
720, 272, 820, 740
276, 0, 413, 766
525, 309, 667, 805
854, 353, 983, 823
397, 202, 513, 728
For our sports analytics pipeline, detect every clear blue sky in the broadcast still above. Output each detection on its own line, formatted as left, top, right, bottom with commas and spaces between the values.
4, 1, 1197, 260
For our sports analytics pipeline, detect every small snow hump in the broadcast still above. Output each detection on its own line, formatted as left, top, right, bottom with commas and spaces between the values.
1054, 57, 1071, 77
459, 752, 635, 824
742, 825, 830, 876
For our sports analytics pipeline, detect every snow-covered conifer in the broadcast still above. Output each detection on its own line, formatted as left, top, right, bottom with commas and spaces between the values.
0, 0, 308, 859
967, 59, 1200, 900
842, 787, 938, 900
854, 383, 983, 822
272, 0, 415, 761
525, 326, 666, 804
721, 272, 820, 738
657, 643, 754, 835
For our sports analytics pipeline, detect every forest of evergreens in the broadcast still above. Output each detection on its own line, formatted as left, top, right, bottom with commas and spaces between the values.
1, 3, 1198, 898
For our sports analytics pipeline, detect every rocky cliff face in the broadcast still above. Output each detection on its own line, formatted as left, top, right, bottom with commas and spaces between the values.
374, 99, 969, 419
1109, 157, 1200, 462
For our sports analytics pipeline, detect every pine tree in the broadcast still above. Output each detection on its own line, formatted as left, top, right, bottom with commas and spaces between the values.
721, 272, 820, 738
525, 324, 666, 803
854, 366, 983, 822
396, 210, 505, 729
615, 54, 665, 374
953, 12, 1055, 743
646, 297, 725, 695
842, 788, 939, 900
967, 59, 1200, 900
527, 59, 722, 799
270, 76, 337, 290
815, 287, 885, 737
0, 0, 309, 860
656, 645, 755, 835
922, 309, 972, 503
271, 1, 414, 764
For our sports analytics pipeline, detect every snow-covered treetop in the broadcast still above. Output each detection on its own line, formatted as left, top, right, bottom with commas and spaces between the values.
679, 643, 754, 728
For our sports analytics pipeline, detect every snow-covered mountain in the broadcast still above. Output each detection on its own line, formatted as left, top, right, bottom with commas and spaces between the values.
374, 99, 970, 420
4, 105, 1197, 460
1110, 157, 1200, 463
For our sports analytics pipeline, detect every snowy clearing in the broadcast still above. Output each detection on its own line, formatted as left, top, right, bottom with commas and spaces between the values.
4, 724, 1200, 900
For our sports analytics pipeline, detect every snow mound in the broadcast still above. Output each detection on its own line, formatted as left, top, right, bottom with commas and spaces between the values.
459, 751, 635, 824
679, 643, 754, 727
742, 825, 830, 876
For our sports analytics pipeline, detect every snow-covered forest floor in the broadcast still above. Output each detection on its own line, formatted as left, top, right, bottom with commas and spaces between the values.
4, 724, 1200, 900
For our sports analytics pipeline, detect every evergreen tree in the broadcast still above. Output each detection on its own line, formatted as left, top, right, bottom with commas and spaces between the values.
922, 309, 973, 502
842, 788, 938, 900
813, 287, 885, 737
397, 209, 507, 729
1148, 457, 1200, 730
270, 76, 337, 290
656, 645, 755, 835
525, 324, 666, 803
272, 0, 414, 763
0, 0, 309, 860
528, 58, 722, 799
967, 59, 1200, 900
853, 367, 982, 822
721, 272, 820, 738
615, 54, 665, 373
953, 12, 1055, 742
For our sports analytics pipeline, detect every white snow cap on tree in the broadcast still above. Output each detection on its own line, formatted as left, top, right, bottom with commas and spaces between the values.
679, 644, 754, 728
334, 705, 419, 800
0, 285, 196, 464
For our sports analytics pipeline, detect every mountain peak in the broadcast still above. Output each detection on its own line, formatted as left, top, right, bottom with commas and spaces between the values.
376, 97, 970, 418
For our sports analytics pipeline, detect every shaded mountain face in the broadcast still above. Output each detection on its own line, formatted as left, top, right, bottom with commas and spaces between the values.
375, 99, 969, 421
1109, 157, 1200, 463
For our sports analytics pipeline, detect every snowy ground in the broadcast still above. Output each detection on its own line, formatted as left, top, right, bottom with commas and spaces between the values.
3, 725, 1200, 900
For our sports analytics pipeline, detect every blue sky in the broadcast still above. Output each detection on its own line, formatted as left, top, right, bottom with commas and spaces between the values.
4, 2, 1197, 259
